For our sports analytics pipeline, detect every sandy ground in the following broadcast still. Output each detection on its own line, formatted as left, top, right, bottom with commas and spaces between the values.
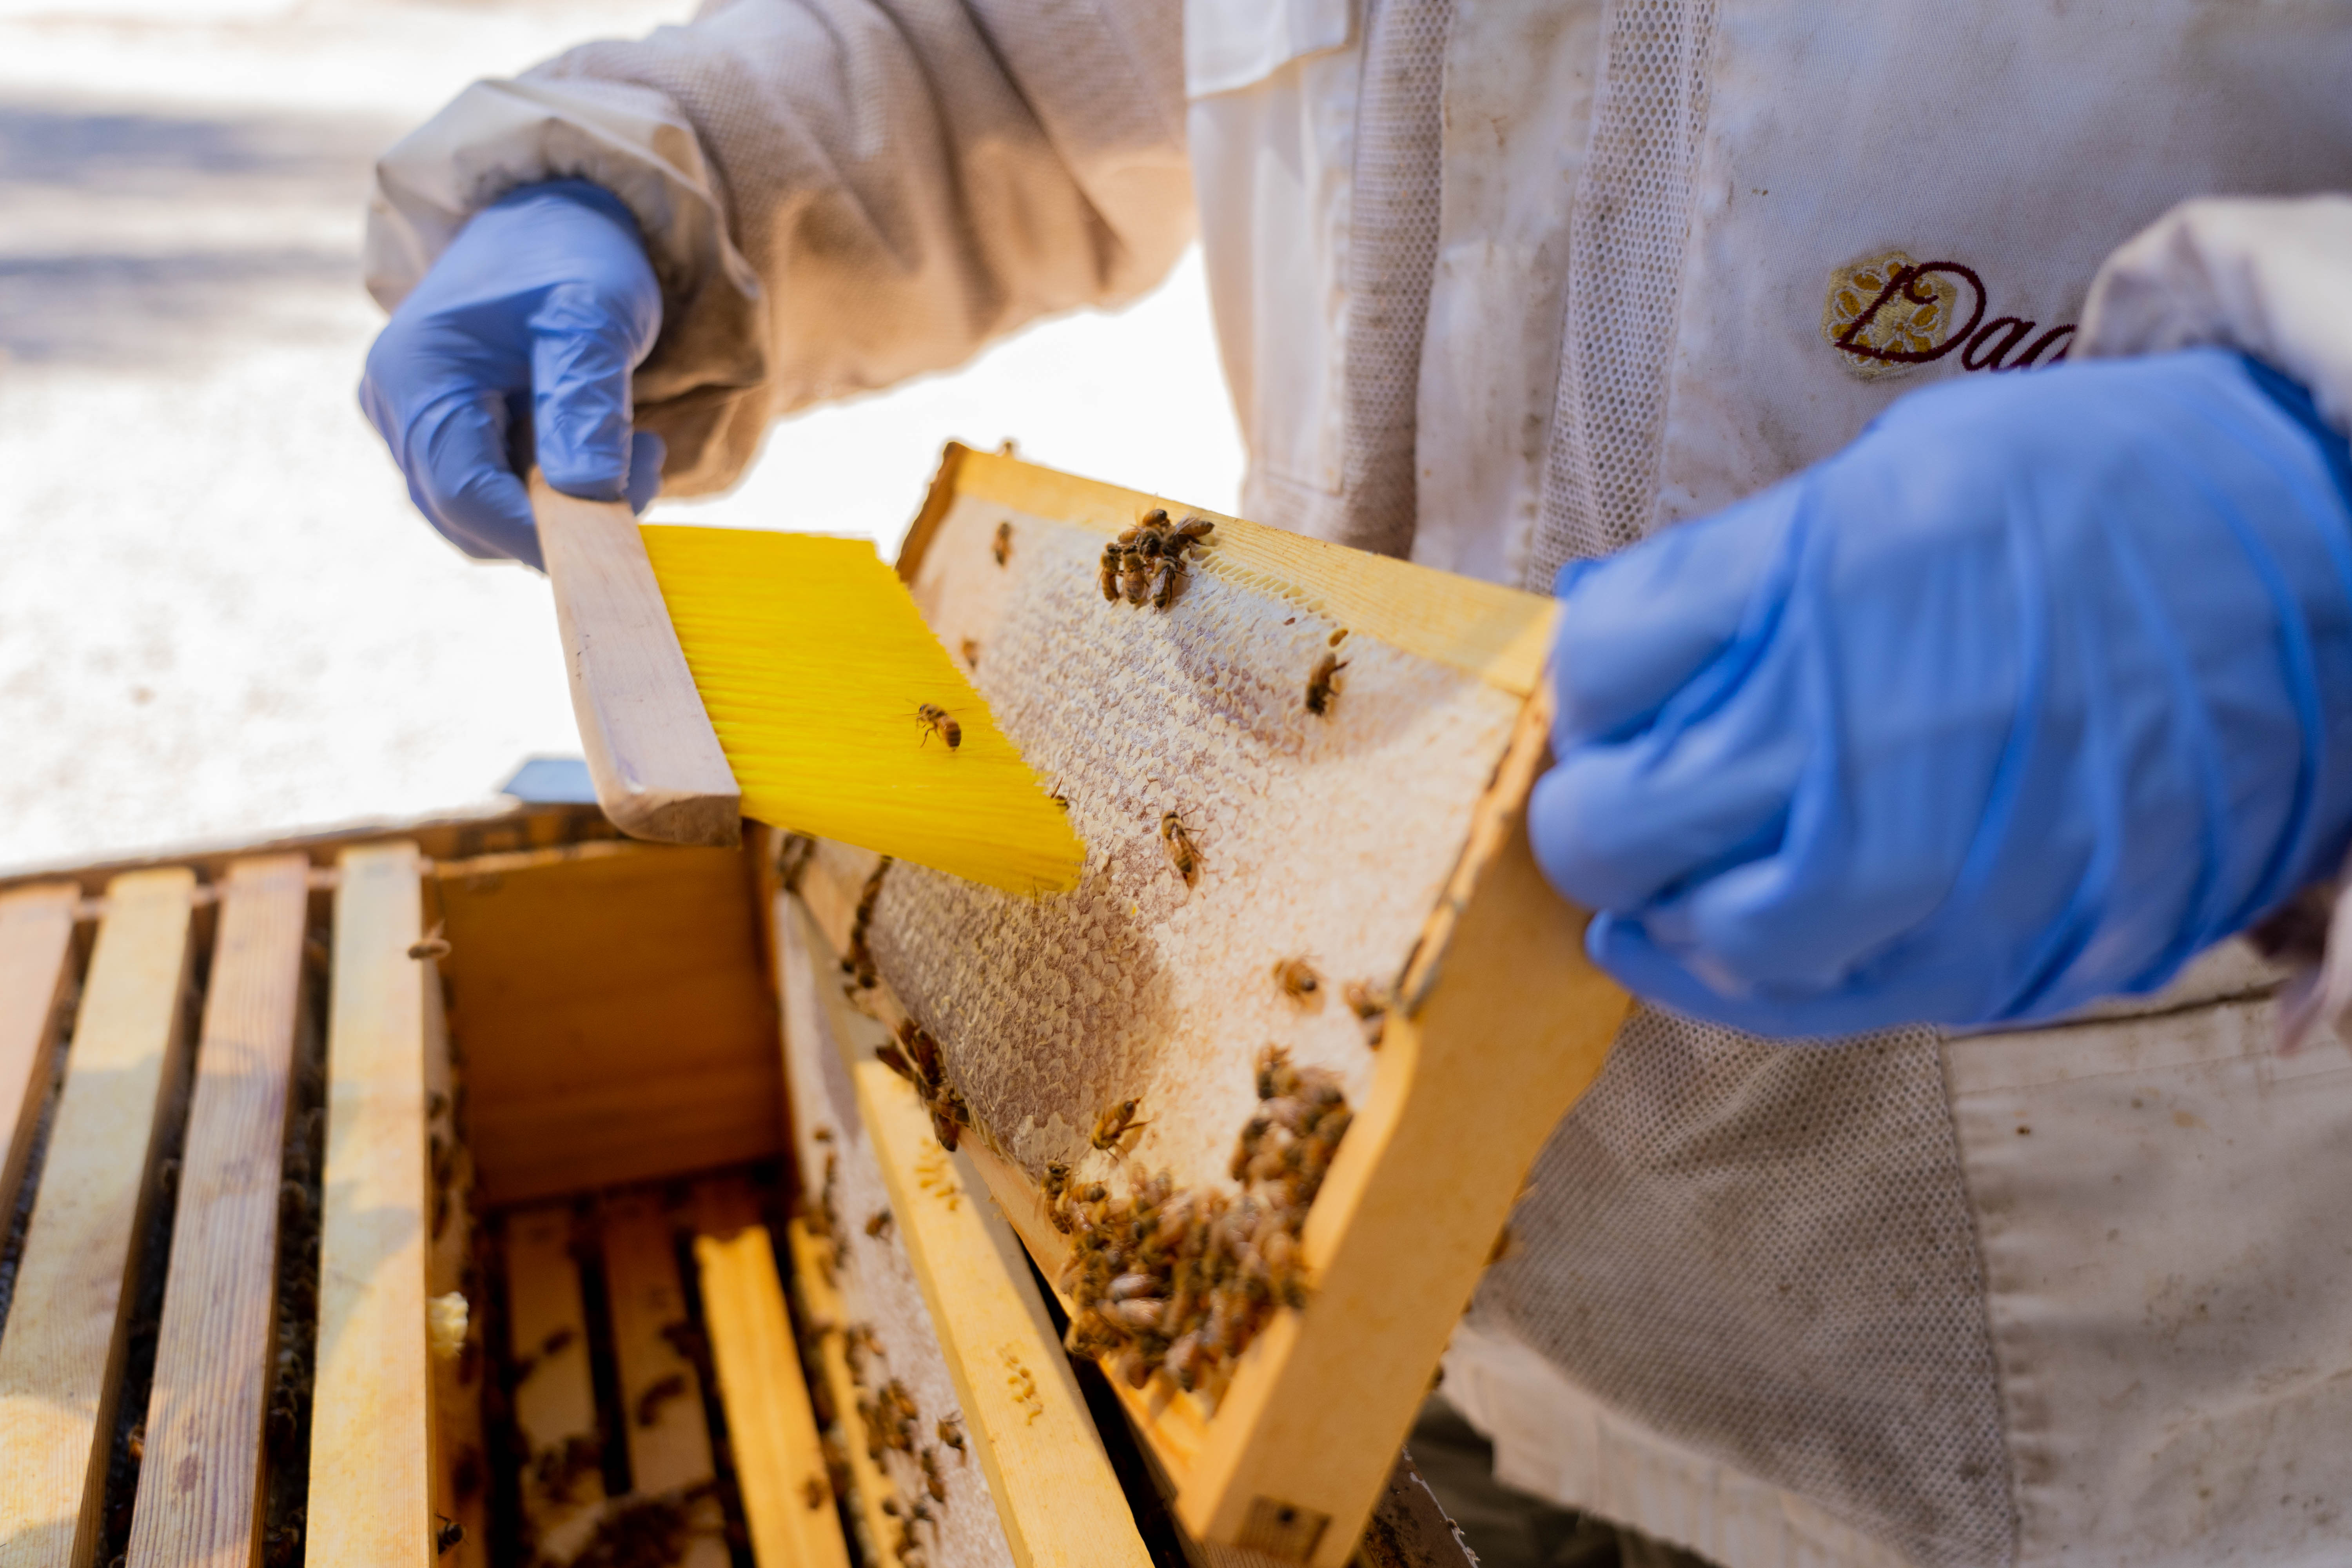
0, 0, 1243, 875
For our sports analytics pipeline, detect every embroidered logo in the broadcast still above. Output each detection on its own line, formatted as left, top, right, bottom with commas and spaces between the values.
1822, 252, 1962, 377
1822, 252, 2074, 380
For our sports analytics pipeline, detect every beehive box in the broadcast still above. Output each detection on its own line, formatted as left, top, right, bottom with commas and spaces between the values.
0, 809, 843, 1568
0, 797, 1487, 1568
786, 448, 1632, 1566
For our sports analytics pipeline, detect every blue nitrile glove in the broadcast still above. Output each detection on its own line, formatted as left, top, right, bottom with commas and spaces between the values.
1531, 348, 2352, 1038
359, 180, 665, 570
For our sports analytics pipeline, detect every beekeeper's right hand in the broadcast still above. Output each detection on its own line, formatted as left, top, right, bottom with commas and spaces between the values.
359, 180, 664, 570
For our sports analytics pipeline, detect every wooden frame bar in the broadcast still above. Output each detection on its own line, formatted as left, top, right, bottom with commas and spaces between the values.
423, 929, 488, 1568
1176, 814, 1615, 1552
688, 1185, 852, 1568
0, 882, 78, 1227
128, 854, 312, 1566
600, 1191, 728, 1568
854, 1062, 1154, 1568
307, 841, 434, 1567
505, 1203, 608, 1561
0, 868, 196, 1568
783, 1217, 907, 1563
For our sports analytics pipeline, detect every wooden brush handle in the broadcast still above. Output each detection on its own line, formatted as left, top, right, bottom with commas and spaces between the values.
532, 474, 742, 847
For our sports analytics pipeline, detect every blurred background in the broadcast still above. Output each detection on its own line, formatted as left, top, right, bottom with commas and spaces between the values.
0, 0, 1243, 873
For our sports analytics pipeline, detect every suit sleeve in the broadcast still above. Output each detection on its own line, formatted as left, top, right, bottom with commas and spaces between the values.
362, 0, 1192, 495
2080, 194, 2352, 440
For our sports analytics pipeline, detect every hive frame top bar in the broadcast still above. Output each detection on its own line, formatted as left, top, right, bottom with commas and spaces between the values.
897, 444, 1559, 698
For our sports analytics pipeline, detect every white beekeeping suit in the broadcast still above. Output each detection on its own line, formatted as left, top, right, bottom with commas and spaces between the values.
365, 2, 2352, 1563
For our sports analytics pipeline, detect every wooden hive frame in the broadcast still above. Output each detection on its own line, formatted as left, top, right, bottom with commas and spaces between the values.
786, 446, 1633, 1566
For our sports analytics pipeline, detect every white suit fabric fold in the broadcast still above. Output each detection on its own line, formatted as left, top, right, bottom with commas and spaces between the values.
366, 0, 1193, 497
363, 0, 2352, 1561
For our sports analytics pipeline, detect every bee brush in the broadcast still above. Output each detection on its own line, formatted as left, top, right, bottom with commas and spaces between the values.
532, 474, 742, 846
530, 475, 1085, 895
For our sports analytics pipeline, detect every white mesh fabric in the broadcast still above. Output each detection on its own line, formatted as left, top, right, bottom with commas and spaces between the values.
1490, 10, 2020, 1559
1470, 1007, 2016, 1568
1488, 5, 2025, 1559
1332, 0, 1455, 559
1526, 0, 1720, 587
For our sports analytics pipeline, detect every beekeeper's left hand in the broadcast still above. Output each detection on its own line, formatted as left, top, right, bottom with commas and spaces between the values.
1530, 348, 2352, 1038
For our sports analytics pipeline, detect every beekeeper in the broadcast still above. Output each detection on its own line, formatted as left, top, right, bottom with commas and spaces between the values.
358, 2, 2352, 1563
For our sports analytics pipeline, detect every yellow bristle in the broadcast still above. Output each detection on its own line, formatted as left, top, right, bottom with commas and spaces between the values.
642, 525, 1085, 895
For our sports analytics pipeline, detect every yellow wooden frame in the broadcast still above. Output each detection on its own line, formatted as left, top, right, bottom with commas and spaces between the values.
793, 447, 1632, 1564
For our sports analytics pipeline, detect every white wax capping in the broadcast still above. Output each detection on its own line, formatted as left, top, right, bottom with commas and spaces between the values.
880, 511, 1519, 1191
428, 1290, 469, 1361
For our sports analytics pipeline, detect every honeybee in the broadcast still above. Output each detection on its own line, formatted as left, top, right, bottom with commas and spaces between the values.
1043, 1160, 1078, 1231
802, 1475, 831, 1511
1273, 957, 1323, 1008
920, 1445, 949, 1501
915, 703, 962, 749
936, 1416, 965, 1454
436, 1515, 465, 1554
960, 637, 980, 669
1342, 980, 1389, 1047
992, 520, 1014, 566
1064, 1310, 1125, 1359
880, 1379, 919, 1449
1149, 554, 1187, 610
929, 1088, 971, 1153
1098, 510, 1215, 612
865, 1209, 893, 1239
1256, 1044, 1297, 1102
880, 1019, 970, 1152
1160, 811, 1201, 887
1306, 654, 1349, 717
1107, 1298, 1166, 1334
844, 858, 890, 990
635, 1371, 689, 1428
1092, 1097, 1148, 1153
